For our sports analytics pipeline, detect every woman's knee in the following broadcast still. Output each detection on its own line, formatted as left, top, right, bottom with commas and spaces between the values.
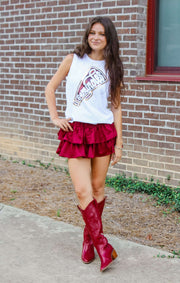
75, 184, 91, 201
92, 179, 104, 197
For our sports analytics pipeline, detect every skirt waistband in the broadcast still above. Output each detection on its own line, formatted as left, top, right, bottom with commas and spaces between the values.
57, 122, 117, 145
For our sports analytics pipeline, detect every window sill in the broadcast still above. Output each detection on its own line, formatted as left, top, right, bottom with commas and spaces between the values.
136, 75, 180, 82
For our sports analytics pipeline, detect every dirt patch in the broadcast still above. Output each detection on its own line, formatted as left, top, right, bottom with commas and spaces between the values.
0, 159, 179, 254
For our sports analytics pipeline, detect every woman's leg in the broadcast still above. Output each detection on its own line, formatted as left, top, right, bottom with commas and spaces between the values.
88, 156, 117, 271
69, 156, 117, 271
68, 157, 93, 209
80, 155, 111, 264
91, 155, 111, 202
68, 157, 95, 263
68, 155, 111, 206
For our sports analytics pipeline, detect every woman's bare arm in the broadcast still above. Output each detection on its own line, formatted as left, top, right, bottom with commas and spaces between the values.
45, 54, 74, 131
111, 102, 123, 165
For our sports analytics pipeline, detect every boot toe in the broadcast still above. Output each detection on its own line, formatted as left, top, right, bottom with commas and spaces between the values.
82, 243, 95, 264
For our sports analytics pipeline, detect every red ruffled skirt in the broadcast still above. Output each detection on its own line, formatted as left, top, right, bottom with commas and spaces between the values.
56, 122, 117, 158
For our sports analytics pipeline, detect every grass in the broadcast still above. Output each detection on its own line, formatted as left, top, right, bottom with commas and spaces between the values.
57, 209, 61, 217
10, 190, 17, 193
155, 250, 180, 259
5, 157, 64, 172
106, 173, 180, 213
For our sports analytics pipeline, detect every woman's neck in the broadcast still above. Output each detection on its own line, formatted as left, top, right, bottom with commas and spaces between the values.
88, 51, 104, 61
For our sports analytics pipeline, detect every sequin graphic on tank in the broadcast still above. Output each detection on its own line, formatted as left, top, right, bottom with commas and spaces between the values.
73, 67, 108, 106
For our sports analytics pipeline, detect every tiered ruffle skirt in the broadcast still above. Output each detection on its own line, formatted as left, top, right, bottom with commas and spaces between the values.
56, 122, 117, 158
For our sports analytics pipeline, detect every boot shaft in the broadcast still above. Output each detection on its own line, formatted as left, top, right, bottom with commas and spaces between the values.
78, 199, 117, 271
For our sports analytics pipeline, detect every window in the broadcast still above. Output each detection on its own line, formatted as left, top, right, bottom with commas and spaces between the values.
156, 0, 180, 70
139, 0, 180, 81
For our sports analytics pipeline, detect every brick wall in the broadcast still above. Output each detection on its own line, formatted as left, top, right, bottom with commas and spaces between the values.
0, 0, 180, 186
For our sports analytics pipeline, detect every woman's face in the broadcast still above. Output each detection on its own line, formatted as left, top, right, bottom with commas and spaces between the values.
88, 23, 107, 52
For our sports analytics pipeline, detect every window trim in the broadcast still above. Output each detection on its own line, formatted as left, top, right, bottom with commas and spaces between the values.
136, 0, 180, 82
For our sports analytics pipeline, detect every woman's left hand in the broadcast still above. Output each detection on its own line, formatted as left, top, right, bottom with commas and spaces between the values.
111, 147, 122, 166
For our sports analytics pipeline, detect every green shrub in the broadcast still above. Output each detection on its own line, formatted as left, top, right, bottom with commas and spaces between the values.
106, 174, 180, 212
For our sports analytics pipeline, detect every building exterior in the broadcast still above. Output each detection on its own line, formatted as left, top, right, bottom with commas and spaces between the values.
0, 0, 180, 186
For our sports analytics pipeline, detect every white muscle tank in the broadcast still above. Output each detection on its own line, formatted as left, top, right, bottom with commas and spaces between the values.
65, 54, 114, 124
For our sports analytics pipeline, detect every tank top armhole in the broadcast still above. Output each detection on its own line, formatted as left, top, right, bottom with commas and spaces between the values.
66, 53, 78, 79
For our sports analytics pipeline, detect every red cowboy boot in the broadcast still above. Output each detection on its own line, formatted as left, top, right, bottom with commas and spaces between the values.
81, 197, 106, 264
78, 199, 117, 272
81, 225, 95, 263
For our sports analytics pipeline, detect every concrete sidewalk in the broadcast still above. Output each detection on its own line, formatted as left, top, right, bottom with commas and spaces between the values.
0, 204, 179, 283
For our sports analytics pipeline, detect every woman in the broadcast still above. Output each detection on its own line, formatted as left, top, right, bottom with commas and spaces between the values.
45, 16, 124, 272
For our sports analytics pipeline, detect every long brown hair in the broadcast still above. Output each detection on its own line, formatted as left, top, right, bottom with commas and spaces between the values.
74, 16, 124, 107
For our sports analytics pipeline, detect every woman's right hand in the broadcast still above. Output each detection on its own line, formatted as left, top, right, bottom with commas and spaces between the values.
52, 117, 73, 132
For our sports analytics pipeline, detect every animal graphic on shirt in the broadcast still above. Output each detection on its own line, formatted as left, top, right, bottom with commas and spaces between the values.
73, 67, 108, 106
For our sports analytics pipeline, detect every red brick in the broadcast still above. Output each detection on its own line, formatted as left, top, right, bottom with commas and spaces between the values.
144, 85, 160, 91
134, 133, 148, 139
143, 140, 158, 147
167, 107, 180, 114
165, 164, 180, 171
167, 122, 179, 129
159, 128, 175, 135
150, 134, 165, 141
168, 92, 180, 99
161, 85, 176, 92
136, 105, 150, 111
128, 125, 142, 132
144, 99, 159, 105
135, 119, 149, 125
160, 100, 175, 106
129, 112, 142, 118
144, 127, 158, 134
132, 0, 138, 4
160, 114, 176, 121
166, 136, 180, 143
123, 49, 137, 56
128, 138, 142, 145
136, 91, 150, 97
144, 113, 159, 119
151, 106, 166, 113
129, 97, 143, 104
150, 120, 165, 127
